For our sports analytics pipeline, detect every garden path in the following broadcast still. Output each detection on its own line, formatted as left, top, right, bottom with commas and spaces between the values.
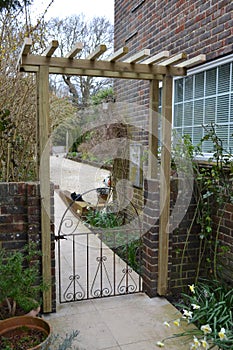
44, 156, 192, 350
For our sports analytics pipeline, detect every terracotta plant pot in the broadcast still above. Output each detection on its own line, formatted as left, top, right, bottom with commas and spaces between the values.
0, 316, 51, 350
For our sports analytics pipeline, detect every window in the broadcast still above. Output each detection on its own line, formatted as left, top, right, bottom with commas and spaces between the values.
173, 56, 233, 153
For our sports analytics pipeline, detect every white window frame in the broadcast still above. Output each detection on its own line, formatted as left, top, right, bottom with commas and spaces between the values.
173, 53, 233, 157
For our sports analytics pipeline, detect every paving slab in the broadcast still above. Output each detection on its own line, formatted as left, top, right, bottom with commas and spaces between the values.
44, 293, 193, 350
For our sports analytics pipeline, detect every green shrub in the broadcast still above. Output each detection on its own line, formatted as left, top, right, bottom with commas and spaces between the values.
156, 279, 233, 349
0, 244, 48, 318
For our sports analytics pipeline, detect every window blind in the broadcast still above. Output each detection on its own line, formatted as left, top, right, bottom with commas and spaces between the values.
174, 61, 233, 153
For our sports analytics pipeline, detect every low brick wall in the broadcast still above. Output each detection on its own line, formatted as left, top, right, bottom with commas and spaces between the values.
142, 177, 233, 297
0, 182, 56, 312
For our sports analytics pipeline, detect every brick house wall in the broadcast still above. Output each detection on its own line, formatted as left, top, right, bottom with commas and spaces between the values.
143, 177, 203, 296
142, 175, 233, 295
115, 0, 233, 64
114, 0, 233, 294
213, 203, 233, 285
0, 182, 56, 312
114, 0, 233, 106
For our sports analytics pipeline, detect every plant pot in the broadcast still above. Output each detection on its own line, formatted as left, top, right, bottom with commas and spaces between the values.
0, 316, 51, 350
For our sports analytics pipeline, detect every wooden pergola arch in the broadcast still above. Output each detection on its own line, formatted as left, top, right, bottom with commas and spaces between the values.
18, 38, 206, 312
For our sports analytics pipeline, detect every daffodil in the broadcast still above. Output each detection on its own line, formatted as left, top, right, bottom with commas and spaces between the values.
191, 303, 200, 310
188, 284, 195, 293
218, 327, 227, 340
183, 309, 193, 318
156, 341, 165, 347
201, 324, 212, 334
190, 341, 201, 349
200, 337, 209, 349
193, 336, 200, 347
163, 321, 170, 327
173, 319, 180, 327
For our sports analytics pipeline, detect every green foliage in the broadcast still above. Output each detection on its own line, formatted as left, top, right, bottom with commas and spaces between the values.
85, 209, 125, 249
177, 280, 233, 349
0, 244, 47, 318
117, 239, 142, 273
69, 131, 91, 153
0, 109, 10, 131
157, 280, 233, 349
85, 209, 123, 228
91, 87, 114, 105
85, 209, 141, 271
173, 124, 233, 282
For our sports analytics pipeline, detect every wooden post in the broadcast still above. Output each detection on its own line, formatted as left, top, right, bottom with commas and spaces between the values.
157, 75, 172, 295
148, 79, 159, 179
37, 65, 52, 312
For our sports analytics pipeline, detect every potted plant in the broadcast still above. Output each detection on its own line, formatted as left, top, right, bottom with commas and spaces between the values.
0, 243, 52, 349
0, 243, 47, 318
0, 315, 51, 350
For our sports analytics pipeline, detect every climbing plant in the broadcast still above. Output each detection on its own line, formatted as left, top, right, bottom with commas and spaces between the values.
173, 124, 233, 283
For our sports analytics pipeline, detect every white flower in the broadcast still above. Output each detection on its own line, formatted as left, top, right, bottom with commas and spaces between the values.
218, 327, 227, 340
201, 324, 212, 334
190, 337, 201, 350
156, 341, 165, 347
188, 284, 195, 293
183, 309, 193, 318
200, 337, 209, 349
163, 321, 170, 327
191, 303, 200, 310
193, 336, 201, 347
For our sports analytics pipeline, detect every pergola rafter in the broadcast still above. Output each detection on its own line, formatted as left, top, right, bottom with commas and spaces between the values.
17, 38, 206, 311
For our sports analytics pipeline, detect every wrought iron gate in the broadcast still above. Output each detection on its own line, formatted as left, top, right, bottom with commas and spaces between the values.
56, 192, 143, 303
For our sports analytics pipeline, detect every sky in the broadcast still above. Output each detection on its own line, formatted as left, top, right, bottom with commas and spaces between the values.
31, 0, 114, 23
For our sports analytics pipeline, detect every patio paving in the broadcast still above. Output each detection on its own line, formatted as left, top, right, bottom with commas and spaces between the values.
44, 293, 192, 350
45, 157, 193, 349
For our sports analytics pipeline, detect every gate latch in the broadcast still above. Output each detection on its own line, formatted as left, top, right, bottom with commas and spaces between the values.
55, 235, 67, 241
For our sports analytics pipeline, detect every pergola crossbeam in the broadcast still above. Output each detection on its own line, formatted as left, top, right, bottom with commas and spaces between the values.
16, 37, 32, 69
43, 40, 59, 57
106, 46, 129, 62
158, 52, 187, 66
21, 37, 32, 55
175, 54, 206, 68
86, 44, 107, 60
142, 51, 170, 65
65, 42, 83, 59
123, 49, 150, 63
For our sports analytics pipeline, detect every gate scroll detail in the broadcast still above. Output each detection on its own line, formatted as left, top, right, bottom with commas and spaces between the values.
56, 188, 143, 303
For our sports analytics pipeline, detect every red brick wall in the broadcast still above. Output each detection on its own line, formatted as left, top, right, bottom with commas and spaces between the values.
114, 0, 233, 106
142, 179, 160, 296
213, 203, 233, 284
142, 177, 233, 296
115, 0, 233, 61
115, 0, 233, 295
0, 182, 56, 312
